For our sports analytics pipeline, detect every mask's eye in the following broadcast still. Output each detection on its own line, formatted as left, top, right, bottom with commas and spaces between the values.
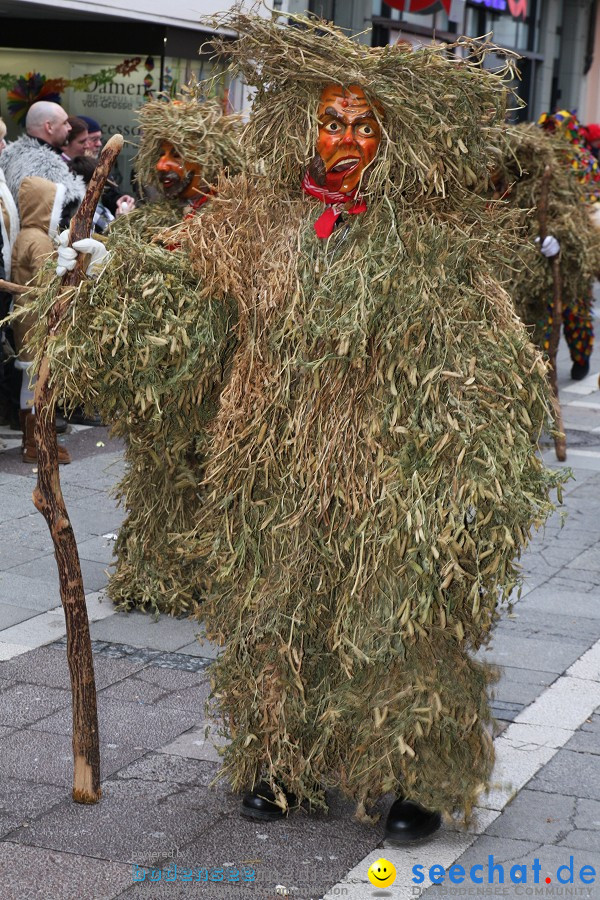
357, 123, 375, 137
323, 120, 342, 133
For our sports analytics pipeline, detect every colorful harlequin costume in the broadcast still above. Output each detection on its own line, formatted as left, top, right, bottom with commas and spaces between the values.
166, 13, 560, 824
537, 110, 600, 202
494, 118, 600, 376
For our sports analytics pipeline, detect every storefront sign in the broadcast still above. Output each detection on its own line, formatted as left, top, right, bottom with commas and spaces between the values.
386, 0, 452, 12
386, 0, 527, 17
466, 0, 528, 16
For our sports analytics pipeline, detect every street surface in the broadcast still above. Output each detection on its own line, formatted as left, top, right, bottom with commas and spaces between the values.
1, 335, 600, 899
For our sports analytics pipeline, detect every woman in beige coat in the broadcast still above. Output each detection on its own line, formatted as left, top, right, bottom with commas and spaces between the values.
11, 175, 71, 463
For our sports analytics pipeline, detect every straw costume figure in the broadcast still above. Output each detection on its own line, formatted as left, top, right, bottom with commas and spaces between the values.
490, 123, 600, 380
27, 96, 244, 615
166, 11, 560, 839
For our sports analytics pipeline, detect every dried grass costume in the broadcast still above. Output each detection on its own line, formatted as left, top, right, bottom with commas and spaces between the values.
170, 13, 560, 819
491, 124, 600, 368
26, 97, 244, 614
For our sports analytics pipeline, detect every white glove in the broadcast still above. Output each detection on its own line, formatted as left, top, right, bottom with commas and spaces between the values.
56, 230, 110, 277
536, 235, 560, 258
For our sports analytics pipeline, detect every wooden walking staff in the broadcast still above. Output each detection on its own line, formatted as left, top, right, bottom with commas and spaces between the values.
538, 164, 567, 462
32, 134, 124, 804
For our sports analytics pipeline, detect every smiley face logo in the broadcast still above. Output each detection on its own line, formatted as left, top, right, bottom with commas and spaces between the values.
367, 857, 397, 888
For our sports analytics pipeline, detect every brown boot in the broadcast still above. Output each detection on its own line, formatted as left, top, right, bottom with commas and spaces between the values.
20, 409, 72, 465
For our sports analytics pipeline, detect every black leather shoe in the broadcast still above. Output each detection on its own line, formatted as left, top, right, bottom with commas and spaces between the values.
240, 781, 297, 822
384, 798, 441, 844
63, 406, 102, 426
55, 414, 69, 435
571, 360, 590, 381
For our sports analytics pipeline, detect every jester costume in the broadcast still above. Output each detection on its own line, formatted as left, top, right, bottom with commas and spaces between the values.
536, 110, 600, 376
26, 96, 244, 615
167, 13, 560, 829
491, 121, 600, 379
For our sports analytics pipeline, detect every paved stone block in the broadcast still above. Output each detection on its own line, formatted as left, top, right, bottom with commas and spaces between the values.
515, 676, 600, 730
46, 591, 116, 625
99, 676, 170, 706
33, 696, 200, 751
567, 639, 600, 682
550, 574, 599, 593
486, 789, 576, 843
90, 611, 200, 652
0, 682, 70, 728
492, 672, 551, 709
567, 546, 600, 572
563, 712, 600, 755
150, 651, 210, 672
478, 634, 590, 674
490, 700, 522, 722
496, 611, 600, 644
173, 802, 387, 900
0, 543, 49, 571
153, 683, 211, 716
0, 644, 146, 690
0, 516, 53, 552
8, 553, 110, 595
516, 588, 600, 619
69, 507, 124, 543
0, 777, 66, 837
159, 723, 227, 764
0, 842, 132, 900
0, 642, 30, 660
58, 450, 125, 492
136, 667, 209, 691
0, 611, 67, 648
9, 778, 225, 866
479, 734, 557, 810
0, 571, 62, 612
76, 534, 118, 565
0, 729, 146, 786
176, 625, 222, 660
505, 722, 576, 750
0, 603, 39, 630
528, 748, 600, 800
114, 752, 219, 788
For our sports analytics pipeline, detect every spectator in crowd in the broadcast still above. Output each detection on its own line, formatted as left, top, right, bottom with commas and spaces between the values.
0, 117, 20, 432
1, 101, 85, 226
79, 115, 103, 159
0, 117, 19, 284
61, 117, 89, 162
10, 175, 73, 463
78, 114, 136, 215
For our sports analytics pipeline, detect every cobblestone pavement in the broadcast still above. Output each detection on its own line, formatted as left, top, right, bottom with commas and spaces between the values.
1, 337, 600, 900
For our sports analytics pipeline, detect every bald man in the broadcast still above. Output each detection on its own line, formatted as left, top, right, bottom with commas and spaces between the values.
25, 101, 72, 150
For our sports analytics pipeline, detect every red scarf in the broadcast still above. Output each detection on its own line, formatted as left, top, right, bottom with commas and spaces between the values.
302, 172, 367, 239
184, 192, 211, 220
